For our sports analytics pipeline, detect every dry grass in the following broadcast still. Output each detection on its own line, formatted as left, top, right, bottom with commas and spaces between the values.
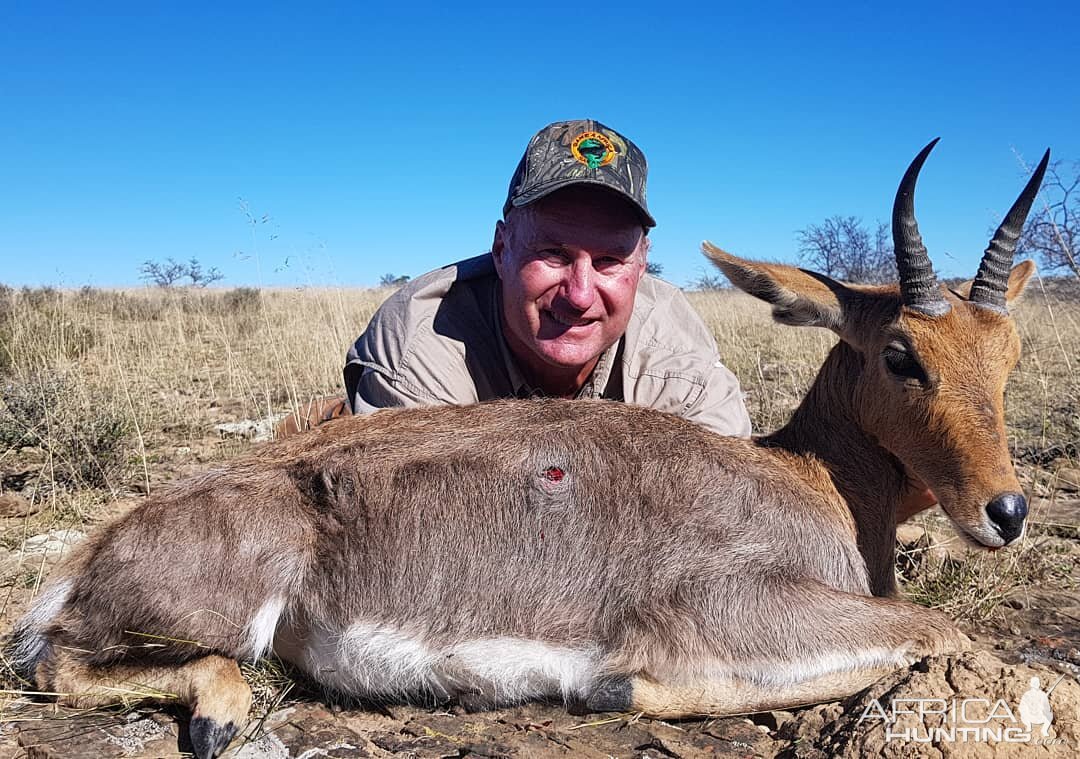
896, 514, 1077, 622
0, 277, 1078, 720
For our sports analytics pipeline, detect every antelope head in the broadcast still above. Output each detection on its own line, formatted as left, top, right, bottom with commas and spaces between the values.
706, 140, 1050, 549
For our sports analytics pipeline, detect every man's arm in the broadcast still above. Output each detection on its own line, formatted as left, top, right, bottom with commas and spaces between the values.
680, 358, 753, 438
625, 278, 753, 438
341, 257, 499, 416
344, 359, 446, 414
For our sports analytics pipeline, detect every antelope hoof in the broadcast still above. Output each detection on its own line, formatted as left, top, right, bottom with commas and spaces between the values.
932, 623, 973, 655
189, 716, 239, 759
949, 629, 974, 653
904, 626, 972, 661
581, 677, 633, 713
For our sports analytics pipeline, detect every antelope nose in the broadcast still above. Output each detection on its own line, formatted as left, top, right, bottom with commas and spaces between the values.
985, 493, 1028, 544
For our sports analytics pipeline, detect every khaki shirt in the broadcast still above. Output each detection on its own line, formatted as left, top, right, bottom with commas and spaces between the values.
344, 254, 752, 437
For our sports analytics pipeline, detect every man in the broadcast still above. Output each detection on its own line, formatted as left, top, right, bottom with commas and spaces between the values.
340, 119, 752, 437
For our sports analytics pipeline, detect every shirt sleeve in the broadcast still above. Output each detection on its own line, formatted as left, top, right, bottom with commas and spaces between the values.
343, 305, 478, 413
681, 358, 753, 438
345, 359, 443, 414
622, 278, 753, 438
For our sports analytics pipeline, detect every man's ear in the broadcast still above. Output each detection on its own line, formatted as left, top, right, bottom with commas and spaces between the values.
702, 241, 849, 333
635, 233, 652, 280
491, 220, 508, 276
952, 260, 1036, 305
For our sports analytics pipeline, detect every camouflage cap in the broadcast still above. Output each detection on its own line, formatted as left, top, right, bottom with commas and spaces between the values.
503, 119, 655, 228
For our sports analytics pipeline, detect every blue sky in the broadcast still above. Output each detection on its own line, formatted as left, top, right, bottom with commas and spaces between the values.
2, 1, 1077, 288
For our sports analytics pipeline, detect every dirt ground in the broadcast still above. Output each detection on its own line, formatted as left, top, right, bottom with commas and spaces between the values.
2, 648, 1078, 758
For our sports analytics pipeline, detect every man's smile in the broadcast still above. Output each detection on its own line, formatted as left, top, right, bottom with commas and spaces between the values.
541, 308, 598, 332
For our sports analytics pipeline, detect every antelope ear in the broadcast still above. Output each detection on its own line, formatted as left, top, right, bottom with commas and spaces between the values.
952, 260, 1036, 304
702, 241, 848, 333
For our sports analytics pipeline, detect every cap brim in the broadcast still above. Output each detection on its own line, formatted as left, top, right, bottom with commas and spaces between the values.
510, 178, 656, 228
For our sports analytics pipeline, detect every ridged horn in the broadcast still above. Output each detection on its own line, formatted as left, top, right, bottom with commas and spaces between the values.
969, 149, 1051, 312
893, 139, 949, 316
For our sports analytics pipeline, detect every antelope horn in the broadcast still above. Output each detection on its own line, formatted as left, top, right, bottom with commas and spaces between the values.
969, 149, 1051, 312
892, 139, 949, 316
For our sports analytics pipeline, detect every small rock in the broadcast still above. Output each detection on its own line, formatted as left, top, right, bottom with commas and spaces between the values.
895, 524, 927, 545
751, 710, 796, 732
1031, 479, 1052, 497
0, 492, 42, 518
231, 732, 290, 758
215, 420, 262, 439
760, 363, 781, 380
248, 703, 368, 757
927, 533, 978, 562
215, 414, 288, 443
1054, 466, 1080, 493
19, 708, 177, 758
21, 529, 85, 555
0, 547, 21, 577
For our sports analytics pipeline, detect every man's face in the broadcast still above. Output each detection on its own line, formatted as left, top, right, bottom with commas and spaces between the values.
492, 186, 648, 390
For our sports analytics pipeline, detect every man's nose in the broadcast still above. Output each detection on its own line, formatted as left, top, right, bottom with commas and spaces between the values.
562, 259, 596, 311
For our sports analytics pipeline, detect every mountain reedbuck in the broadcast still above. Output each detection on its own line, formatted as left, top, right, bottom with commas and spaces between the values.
10, 141, 1048, 759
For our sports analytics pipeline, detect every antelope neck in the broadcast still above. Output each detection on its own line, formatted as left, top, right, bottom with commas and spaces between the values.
759, 341, 907, 596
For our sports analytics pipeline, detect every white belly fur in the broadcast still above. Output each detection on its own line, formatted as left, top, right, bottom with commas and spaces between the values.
273, 620, 602, 707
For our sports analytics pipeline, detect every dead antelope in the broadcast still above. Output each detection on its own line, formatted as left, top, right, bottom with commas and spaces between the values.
9, 141, 1048, 759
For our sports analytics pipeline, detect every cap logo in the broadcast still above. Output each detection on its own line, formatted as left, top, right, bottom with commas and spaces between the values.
571, 131, 616, 169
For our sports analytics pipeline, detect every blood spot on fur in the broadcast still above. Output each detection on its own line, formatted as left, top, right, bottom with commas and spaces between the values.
542, 467, 565, 482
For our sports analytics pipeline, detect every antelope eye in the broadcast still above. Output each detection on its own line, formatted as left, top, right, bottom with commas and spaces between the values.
883, 343, 929, 384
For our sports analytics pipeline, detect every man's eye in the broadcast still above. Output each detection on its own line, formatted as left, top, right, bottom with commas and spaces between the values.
539, 249, 569, 263
595, 256, 624, 269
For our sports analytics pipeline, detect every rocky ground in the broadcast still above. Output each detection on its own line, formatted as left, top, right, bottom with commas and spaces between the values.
2, 649, 1078, 758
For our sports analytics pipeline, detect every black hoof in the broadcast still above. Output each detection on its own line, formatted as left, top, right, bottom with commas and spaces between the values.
579, 677, 632, 714
189, 716, 238, 759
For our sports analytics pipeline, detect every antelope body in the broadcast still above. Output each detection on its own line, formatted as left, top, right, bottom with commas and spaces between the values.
9, 142, 1049, 759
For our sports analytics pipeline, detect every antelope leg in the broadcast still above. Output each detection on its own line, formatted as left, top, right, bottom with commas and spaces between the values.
39, 649, 251, 759
586, 585, 970, 718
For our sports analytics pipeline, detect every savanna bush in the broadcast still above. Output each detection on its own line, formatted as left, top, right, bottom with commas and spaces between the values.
0, 371, 131, 489
224, 287, 261, 314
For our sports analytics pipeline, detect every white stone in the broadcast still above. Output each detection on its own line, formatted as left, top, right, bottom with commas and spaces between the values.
21, 529, 85, 555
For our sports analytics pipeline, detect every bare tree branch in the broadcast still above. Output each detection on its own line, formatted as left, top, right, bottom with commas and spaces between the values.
139, 258, 224, 288
139, 258, 187, 288
1018, 160, 1080, 279
797, 216, 894, 283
